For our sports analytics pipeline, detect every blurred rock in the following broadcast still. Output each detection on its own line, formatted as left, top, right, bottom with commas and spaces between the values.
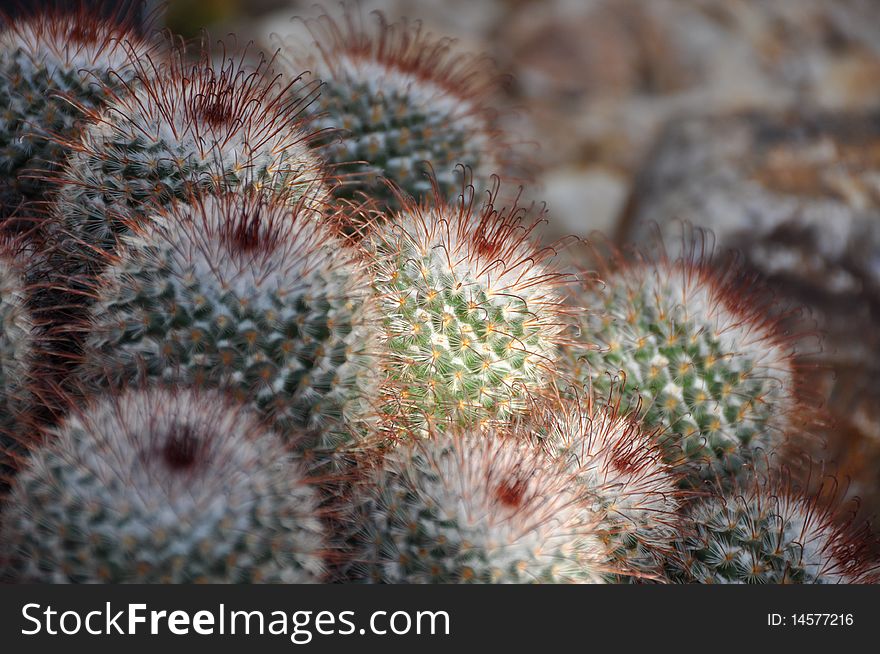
498, 0, 880, 239
620, 109, 880, 524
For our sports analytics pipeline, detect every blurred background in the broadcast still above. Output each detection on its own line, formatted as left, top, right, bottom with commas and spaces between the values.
5, 0, 880, 531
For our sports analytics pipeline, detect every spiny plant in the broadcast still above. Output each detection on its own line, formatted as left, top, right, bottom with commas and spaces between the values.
345, 430, 609, 583
548, 399, 682, 581
48, 40, 329, 279
0, 386, 327, 583
279, 10, 515, 216
568, 246, 802, 483
0, 3, 153, 229
667, 474, 876, 584
0, 236, 33, 481
365, 180, 575, 435
76, 192, 379, 451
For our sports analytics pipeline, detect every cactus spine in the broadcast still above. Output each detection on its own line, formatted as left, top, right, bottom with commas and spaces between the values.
366, 185, 572, 434
569, 254, 798, 482
0, 6, 151, 225
0, 387, 326, 583
77, 193, 379, 450
281, 11, 512, 215
347, 431, 608, 583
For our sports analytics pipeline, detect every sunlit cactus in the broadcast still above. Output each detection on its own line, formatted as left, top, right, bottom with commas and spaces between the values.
49, 42, 329, 279
0, 387, 326, 583
279, 10, 515, 216
568, 250, 801, 482
549, 401, 682, 581
76, 192, 379, 450
365, 182, 574, 434
668, 475, 876, 584
0, 4, 153, 227
345, 430, 608, 583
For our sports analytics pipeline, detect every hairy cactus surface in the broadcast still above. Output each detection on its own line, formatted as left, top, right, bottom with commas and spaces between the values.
0, 6, 152, 227
366, 185, 573, 434
347, 432, 608, 583
280, 11, 513, 215
49, 43, 328, 277
77, 193, 378, 450
0, 387, 326, 583
0, 238, 33, 473
550, 404, 681, 580
668, 478, 875, 584
569, 254, 799, 481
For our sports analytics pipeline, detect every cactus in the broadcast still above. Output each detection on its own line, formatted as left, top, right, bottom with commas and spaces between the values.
48, 42, 329, 278
366, 183, 573, 434
346, 431, 608, 583
280, 10, 514, 216
0, 387, 326, 583
0, 5, 152, 227
0, 237, 33, 478
668, 477, 875, 584
549, 403, 682, 581
569, 253, 799, 482
76, 193, 379, 451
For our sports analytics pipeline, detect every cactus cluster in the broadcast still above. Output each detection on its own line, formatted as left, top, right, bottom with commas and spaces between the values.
78, 193, 378, 450
0, 4, 877, 587
0, 6, 150, 226
0, 387, 326, 583
281, 11, 513, 215
346, 430, 607, 583
366, 185, 572, 434
568, 255, 798, 482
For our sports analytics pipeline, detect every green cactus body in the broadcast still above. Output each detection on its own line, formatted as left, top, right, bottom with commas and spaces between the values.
349, 433, 607, 583
551, 408, 681, 581
282, 12, 510, 214
0, 387, 326, 583
78, 194, 378, 450
670, 482, 871, 584
570, 258, 796, 480
50, 47, 328, 277
366, 191, 570, 434
0, 9, 150, 224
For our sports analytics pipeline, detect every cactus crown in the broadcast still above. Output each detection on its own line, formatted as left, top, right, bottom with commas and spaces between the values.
0, 387, 326, 583
571, 250, 798, 482
79, 192, 379, 450
670, 475, 876, 584
549, 401, 682, 579
365, 181, 573, 434
50, 42, 328, 274
0, 4, 149, 222
347, 430, 608, 583
281, 10, 513, 213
